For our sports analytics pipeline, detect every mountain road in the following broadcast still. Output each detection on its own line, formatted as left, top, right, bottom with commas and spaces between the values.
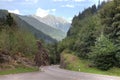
0, 65, 120, 80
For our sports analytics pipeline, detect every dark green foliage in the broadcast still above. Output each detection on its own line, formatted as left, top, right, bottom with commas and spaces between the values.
6, 13, 14, 26
0, 10, 8, 26
58, 37, 75, 53
115, 52, 120, 67
89, 35, 117, 70
0, 11, 15, 30
100, 0, 120, 41
94, 54, 116, 70
88, 0, 120, 70
116, 52, 120, 62
73, 16, 99, 58
47, 43, 60, 64
67, 15, 102, 59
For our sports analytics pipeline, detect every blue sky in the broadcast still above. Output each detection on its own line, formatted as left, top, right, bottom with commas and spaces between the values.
0, 0, 106, 22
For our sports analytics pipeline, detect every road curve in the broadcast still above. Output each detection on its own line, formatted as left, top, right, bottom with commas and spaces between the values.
0, 65, 120, 80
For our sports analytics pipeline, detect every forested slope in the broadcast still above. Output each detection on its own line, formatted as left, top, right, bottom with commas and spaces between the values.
59, 0, 120, 71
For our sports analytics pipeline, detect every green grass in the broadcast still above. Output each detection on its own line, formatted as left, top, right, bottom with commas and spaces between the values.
62, 51, 120, 76
0, 66, 39, 75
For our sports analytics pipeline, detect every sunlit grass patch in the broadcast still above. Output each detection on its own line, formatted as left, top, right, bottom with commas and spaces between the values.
61, 51, 120, 76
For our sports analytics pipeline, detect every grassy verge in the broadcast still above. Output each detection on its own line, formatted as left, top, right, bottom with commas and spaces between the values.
0, 66, 39, 75
61, 51, 120, 76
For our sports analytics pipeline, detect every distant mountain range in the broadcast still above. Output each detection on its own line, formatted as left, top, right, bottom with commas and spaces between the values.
13, 14, 57, 43
0, 9, 71, 43
18, 15, 66, 41
32, 15, 71, 33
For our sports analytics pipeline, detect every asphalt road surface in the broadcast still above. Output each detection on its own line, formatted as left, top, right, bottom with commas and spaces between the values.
0, 65, 120, 80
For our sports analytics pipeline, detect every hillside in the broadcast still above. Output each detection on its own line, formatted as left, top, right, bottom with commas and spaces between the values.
59, 0, 120, 72
32, 15, 71, 33
19, 15, 66, 41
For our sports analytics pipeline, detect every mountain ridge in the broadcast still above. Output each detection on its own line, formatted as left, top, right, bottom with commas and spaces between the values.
32, 14, 71, 33
19, 15, 66, 41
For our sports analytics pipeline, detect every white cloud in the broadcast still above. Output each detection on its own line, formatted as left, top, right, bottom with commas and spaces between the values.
36, 8, 49, 17
8, 9, 20, 14
0, 0, 14, 2
53, 0, 69, 2
53, 0, 85, 2
53, 0, 63, 1
74, 0, 85, 2
35, 8, 56, 17
51, 9, 56, 12
61, 4, 75, 8
25, 0, 38, 3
